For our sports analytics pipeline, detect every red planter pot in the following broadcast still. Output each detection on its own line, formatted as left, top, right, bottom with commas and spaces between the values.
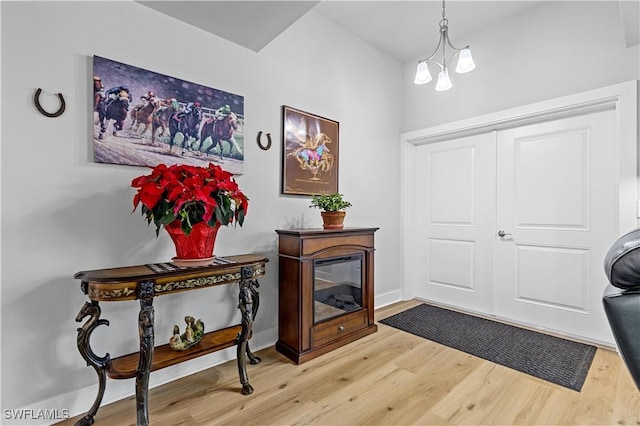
164, 221, 221, 266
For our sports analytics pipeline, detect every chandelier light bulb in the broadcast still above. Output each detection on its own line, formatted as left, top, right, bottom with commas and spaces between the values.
435, 69, 453, 91
414, 62, 432, 85
455, 48, 476, 73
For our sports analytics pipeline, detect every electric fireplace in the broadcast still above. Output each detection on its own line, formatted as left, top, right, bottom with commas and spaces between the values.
276, 228, 378, 364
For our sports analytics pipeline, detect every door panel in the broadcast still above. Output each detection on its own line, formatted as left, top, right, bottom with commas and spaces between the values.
496, 109, 617, 343
514, 244, 590, 312
428, 238, 474, 290
414, 133, 496, 313
514, 129, 589, 229
428, 147, 475, 225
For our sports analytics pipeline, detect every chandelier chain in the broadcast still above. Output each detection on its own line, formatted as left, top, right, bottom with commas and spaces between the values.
440, 0, 448, 28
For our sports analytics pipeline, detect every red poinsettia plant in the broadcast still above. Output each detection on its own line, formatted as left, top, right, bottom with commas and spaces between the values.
132, 163, 248, 236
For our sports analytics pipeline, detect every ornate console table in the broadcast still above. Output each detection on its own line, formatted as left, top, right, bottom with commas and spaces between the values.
73, 254, 268, 426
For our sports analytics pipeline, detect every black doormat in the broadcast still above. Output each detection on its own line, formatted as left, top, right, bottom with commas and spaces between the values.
380, 304, 596, 391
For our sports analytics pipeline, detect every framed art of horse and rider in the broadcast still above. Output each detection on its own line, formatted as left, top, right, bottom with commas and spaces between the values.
281, 106, 339, 196
92, 55, 245, 175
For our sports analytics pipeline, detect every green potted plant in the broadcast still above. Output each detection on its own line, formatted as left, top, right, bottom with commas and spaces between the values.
309, 192, 352, 229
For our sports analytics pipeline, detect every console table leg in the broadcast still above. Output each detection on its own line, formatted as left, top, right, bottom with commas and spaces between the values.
236, 268, 260, 394
246, 280, 261, 365
75, 301, 110, 426
245, 341, 261, 365
136, 281, 155, 426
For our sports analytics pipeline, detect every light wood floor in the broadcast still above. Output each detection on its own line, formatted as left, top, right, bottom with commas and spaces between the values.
63, 300, 640, 425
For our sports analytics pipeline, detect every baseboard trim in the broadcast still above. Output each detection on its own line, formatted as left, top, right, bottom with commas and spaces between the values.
375, 290, 402, 309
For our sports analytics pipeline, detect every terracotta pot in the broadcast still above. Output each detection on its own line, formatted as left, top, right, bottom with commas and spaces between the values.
320, 211, 346, 230
164, 220, 221, 266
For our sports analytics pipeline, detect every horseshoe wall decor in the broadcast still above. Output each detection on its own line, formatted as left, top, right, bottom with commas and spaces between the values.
256, 131, 272, 151
33, 88, 66, 118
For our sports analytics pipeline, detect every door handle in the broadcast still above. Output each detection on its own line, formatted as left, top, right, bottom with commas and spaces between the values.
497, 230, 512, 237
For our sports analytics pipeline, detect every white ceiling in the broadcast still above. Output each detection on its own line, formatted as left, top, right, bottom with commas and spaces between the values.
312, 1, 541, 62
139, 1, 639, 63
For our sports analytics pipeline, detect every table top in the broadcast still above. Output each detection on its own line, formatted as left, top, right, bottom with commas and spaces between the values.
75, 254, 268, 301
275, 227, 379, 236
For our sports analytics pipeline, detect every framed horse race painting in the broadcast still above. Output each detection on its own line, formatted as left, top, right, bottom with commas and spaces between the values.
92, 55, 245, 175
281, 106, 339, 196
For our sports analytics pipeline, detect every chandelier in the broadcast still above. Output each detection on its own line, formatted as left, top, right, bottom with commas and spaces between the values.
414, 0, 476, 91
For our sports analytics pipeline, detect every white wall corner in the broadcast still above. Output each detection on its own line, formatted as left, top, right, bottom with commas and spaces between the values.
619, 0, 640, 48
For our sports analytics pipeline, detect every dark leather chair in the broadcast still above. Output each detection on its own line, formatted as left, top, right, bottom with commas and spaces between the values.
603, 228, 640, 389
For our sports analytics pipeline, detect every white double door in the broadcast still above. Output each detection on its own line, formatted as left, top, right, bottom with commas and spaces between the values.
413, 108, 617, 344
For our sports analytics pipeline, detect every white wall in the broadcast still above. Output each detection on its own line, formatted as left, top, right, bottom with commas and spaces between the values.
403, 1, 640, 131
4, 0, 638, 418
0, 1, 402, 415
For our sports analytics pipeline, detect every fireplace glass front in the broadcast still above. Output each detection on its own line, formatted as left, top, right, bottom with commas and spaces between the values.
313, 254, 363, 323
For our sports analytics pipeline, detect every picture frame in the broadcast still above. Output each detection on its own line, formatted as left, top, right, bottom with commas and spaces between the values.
281, 106, 339, 196
92, 55, 245, 175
